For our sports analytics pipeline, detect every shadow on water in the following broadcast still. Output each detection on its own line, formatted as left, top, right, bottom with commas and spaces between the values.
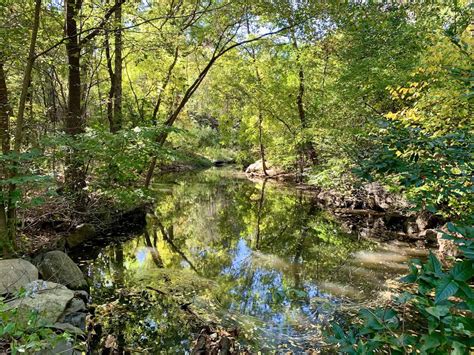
74, 168, 427, 352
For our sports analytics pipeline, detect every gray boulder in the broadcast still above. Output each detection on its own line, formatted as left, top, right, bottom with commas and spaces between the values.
0, 259, 38, 295
245, 159, 265, 174
66, 223, 96, 248
5, 280, 74, 324
36, 250, 87, 290
58, 297, 87, 331
34, 339, 82, 355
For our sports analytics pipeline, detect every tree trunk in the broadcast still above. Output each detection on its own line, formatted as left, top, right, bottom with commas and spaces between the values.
104, 30, 115, 131
257, 109, 268, 176
0, 60, 12, 253
112, 0, 122, 132
0, 0, 41, 253
64, 0, 87, 197
14, 0, 41, 152
290, 29, 316, 177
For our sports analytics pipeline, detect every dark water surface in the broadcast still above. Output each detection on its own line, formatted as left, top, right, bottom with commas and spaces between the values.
74, 168, 426, 353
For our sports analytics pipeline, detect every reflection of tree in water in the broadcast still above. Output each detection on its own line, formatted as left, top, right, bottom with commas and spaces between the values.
143, 229, 163, 268
86, 172, 373, 352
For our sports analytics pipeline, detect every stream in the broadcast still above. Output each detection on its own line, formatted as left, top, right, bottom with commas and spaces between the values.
73, 168, 427, 353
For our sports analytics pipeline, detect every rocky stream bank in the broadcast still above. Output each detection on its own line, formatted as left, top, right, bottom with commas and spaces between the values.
1, 166, 455, 353
245, 160, 455, 259
0, 252, 88, 354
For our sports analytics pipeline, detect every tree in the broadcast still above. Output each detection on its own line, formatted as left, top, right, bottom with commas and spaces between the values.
0, 0, 41, 253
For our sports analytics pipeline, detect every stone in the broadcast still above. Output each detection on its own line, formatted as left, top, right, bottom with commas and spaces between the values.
0, 259, 38, 295
418, 229, 438, 243
49, 322, 85, 336
245, 159, 264, 174
36, 250, 88, 290
436, 225, 459, 259
34, 339, 82, 355
364, 182, 391, 210
74, 290, 89, 302
61, 311, 87, 331
65, 297, 87, 313
66, 223, 96, 248
58, 296, 88, 331
405, 222, 419, 235
5, 280, 74, 324
415, 211, 432, 231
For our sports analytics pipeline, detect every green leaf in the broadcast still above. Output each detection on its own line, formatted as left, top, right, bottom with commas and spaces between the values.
451, 341, 466, 355
456, 282, 474, 299
451, 260, 474, 282
400, 274, 417, 283
420, 334, 441, 351
435, 278, 458, 303
426, 252, 443, 276
425, 305, 450, 319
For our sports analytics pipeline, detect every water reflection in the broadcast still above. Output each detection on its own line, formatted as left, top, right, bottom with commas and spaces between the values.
77, 169, 425, 352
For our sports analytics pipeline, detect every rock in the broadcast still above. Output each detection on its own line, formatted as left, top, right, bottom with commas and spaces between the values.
245, 159, 264, 174
36, 250, 88, 290
5, 280, 74, 324
65, 297, 87, 313
66, 223, 96, 248
359, 228, 372, 238
60, 310, 87, 331
415, 211, 441, 232
317, 190, 337, 206
49, 322, 85, 336
0, 259, 38, 295
74, 290, 89, 302
415, 210, 432, 231
34, 339, 82, 355
58, 296, 87, 330
418, 229, 438, 244
364, 182, 391, 210
405, 222, 419, 235
245, 159, 277, 175
436, 225, 459, 259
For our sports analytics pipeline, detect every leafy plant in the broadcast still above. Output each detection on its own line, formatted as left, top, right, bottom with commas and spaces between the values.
0, 296, 75, 354
327, 224, 474, 354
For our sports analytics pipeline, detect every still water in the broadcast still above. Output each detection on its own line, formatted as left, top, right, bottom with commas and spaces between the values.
74, 168, 426, 353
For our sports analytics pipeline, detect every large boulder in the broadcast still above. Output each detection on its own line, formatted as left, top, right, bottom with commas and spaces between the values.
58, 297, 87, 331
35, 339, 82, 355
66, 223, 96, 248
5, 280, 74, 324
245, 160, 280, 176
0, 259, 38, 295
245, 159, 265, 174
36, 251, 87, 290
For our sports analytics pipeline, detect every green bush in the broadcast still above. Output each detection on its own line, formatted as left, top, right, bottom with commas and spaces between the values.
327, 223, 474, 354
0, 296, 74, 354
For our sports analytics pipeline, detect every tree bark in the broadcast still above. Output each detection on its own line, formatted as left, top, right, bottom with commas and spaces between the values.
14, 0, 41, 151
112, 0, 122, 132
104, 30, 115, 131
64, 0, 87, 196
151, 46, 179, 124
0, 60, 12, 252
0, 0, 41, 252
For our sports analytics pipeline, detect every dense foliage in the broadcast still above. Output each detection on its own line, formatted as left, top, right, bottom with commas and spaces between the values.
328, 224, 474, 354
0, 0, 472, 353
